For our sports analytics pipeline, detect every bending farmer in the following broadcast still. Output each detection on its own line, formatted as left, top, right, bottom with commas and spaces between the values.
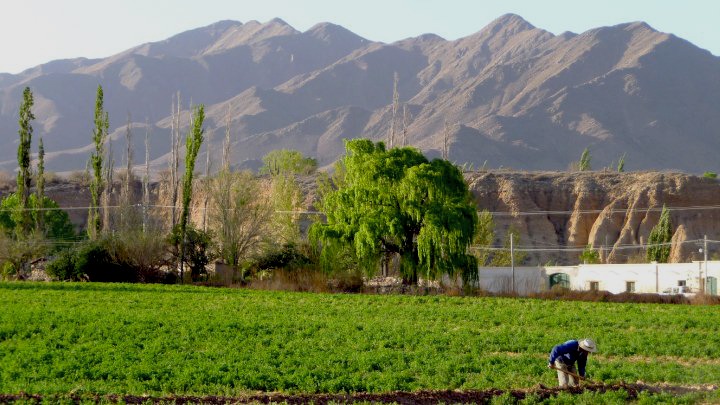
547, 338, 597, 387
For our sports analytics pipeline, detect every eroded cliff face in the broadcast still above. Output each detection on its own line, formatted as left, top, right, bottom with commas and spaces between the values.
466, 171, 720, 265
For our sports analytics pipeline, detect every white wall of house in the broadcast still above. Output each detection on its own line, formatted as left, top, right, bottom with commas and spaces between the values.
475, 267, 550, 295
477, 261, 720, 295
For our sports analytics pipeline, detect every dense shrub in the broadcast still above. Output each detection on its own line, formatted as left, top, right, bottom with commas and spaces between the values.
168, 225, 216, 282
105, 231, 172, 283
46, 240, 136, 282
44, 249, 76, 280
254, 243, 312, 272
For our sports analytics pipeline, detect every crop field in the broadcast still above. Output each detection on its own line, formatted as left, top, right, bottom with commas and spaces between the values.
0, 282, 719, 403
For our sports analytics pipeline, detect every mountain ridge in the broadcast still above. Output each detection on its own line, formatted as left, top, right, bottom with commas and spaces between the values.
1, 15, 719, 174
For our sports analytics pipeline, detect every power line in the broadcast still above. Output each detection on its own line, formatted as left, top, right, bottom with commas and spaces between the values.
470, 239, 720, 252
3, 203, 720, 216
482, 205, 720, 217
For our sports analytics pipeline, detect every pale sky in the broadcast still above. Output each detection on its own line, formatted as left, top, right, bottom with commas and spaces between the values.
0, 0, 718, 74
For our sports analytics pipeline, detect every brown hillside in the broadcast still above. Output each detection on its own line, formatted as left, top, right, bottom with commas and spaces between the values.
1, 15, 719, 174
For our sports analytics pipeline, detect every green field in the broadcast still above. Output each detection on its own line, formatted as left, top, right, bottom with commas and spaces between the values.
0, 282, 718, 401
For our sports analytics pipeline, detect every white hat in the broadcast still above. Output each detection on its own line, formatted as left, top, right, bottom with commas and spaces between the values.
579, 338, 597, 353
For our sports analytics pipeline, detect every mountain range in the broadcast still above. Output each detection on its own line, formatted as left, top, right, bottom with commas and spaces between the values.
1, 14, 719, 174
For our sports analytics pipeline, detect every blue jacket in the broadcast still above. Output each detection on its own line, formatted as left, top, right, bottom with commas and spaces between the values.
549, 340, 588, 377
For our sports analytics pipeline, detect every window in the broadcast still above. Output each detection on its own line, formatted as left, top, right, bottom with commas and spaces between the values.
678, 280, 687, 287
626, 281, 635, 293
549, 273, 570, 289
589, 281, 599, 291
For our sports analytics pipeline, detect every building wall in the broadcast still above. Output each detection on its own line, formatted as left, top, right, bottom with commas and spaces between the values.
477, 261, 720, 295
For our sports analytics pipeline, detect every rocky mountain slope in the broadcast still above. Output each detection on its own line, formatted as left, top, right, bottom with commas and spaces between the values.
0, 15, 719, 174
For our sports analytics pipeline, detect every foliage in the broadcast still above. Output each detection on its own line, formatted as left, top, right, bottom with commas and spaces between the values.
646, 205, 672, 263
311, 139, 478, 285
36, 137, 46, 234
168, 224, 216, 282
45, 239, 137, 282
178, 104, 205, 280
617, 153, 626, 172
490, 225, 527, 266
315, 160, 347, 213
578, 147, 591, 171
0, 283, 719, 396
16, 87, 35, 235
703, 171, 717, 179
254, 243, 313, 272
260, 149, 317, 176
208, 170, 273, 273
261, 149, 315, 245
88, 85, 109, 240
0, 193, 76, 248
104, 230, 172, 283
270, 172, 303, 244
472, 209, 495, 266
46, 233, 170, 283
0, 232, 45, 279
580, 245, 601, 264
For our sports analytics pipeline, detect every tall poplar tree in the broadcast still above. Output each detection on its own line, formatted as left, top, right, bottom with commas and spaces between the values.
36, 138, 45, 234
578, 147, 591, 171
647, 205, 673, 263
178, 104, 205, 281
16, 87, 35, 236
88, 85, 109, 240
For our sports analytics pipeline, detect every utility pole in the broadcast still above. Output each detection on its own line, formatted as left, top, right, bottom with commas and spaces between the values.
704, 235, 708, 294
510, 232, 515, 294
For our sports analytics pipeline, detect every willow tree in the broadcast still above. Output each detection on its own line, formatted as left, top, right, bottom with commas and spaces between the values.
311, 139, 477, 285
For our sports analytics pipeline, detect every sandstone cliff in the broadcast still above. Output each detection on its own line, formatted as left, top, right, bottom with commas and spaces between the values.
467, 171, 720, 264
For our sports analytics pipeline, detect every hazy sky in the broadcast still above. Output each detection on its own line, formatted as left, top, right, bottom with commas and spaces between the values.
1, 0, 717, 74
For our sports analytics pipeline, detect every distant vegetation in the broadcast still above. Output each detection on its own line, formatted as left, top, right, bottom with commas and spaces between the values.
0, 87, 483, 287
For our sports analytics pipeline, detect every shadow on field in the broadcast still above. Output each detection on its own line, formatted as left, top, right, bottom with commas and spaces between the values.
0, 282, 224, 295
2, 382, 716, 404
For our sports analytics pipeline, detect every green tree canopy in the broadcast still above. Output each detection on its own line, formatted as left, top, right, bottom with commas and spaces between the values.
489, 225, 527, 266
260, 149, 314, 245
16, 87, 35, 235
472, 209, 495, 266
311, 139, 477, 285
88, 85, 109, 240
647, 205, 673, 263
260, 149, 317, 176
580, 245, 600, 264
0, 193, 76, 247
578, 147, 591, 171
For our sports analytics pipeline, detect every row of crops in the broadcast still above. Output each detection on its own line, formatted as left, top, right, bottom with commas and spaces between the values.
0, 282, 718, 402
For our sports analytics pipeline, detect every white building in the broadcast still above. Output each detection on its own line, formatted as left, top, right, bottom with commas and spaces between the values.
475, 261, 720, 295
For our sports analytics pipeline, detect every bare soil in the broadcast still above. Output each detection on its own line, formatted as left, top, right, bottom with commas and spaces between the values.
1, 383, 716, 404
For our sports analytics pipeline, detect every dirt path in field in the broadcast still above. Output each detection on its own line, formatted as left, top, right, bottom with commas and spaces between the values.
1, 383, 717, 404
